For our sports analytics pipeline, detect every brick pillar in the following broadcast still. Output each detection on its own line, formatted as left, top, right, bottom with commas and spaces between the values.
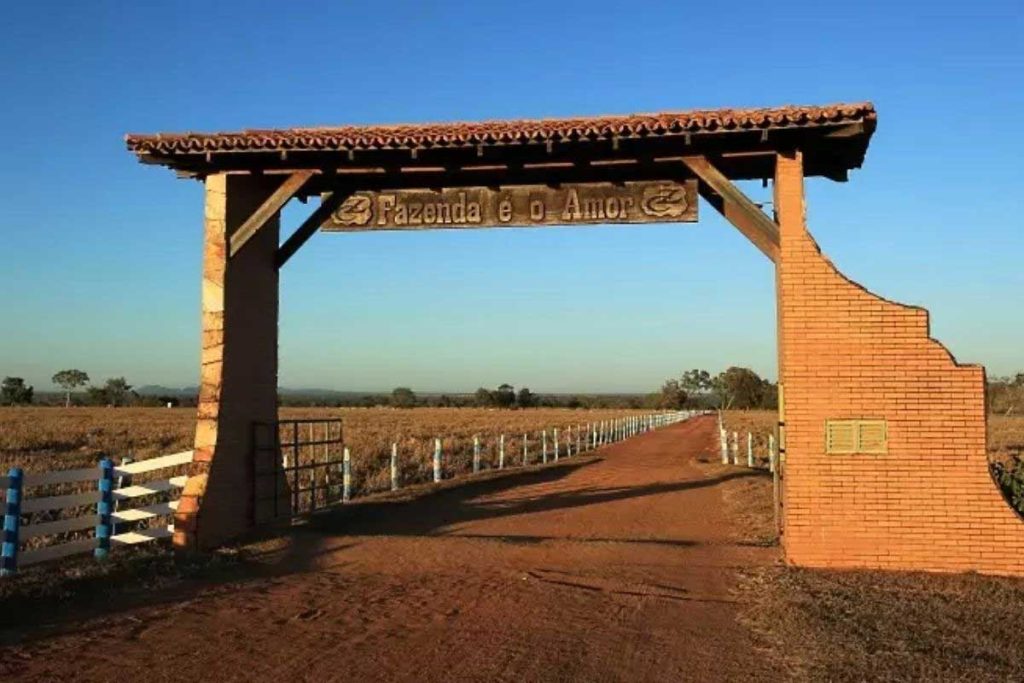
174, 174, 280, 550
775, 150, 1024, 575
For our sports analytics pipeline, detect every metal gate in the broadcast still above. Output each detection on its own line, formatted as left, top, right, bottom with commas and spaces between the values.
251, 418, 344, 524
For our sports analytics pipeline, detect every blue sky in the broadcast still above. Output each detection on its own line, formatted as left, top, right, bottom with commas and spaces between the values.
1, 1, 1021, 393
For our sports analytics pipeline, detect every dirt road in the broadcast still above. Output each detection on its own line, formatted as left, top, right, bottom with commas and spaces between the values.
2, 415, 782, 682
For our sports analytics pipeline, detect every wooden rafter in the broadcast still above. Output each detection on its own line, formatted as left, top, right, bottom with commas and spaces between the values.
228, 171, 314, 257
275, 189, 354, 269
681, 156, 780, 262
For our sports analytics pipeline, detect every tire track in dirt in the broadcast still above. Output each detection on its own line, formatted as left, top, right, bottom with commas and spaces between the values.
2, 415, 782, 682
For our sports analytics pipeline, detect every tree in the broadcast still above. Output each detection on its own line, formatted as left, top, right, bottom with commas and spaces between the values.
474, 387, 494, 407
52, 369, 89, 407
713, 367, 766, 409
493, 383, 516, 408
680, 369, 712, 395
104, 377, 133, 407
390, 387, 417, 408
516, 387, 535, 408
1, 377, 33, 405
657, 378, 688, 409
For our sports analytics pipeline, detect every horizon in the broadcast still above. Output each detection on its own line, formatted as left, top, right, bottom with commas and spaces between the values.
2, 1, 1021, 394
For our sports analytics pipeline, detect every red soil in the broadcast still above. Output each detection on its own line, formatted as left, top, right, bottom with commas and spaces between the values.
2, 415, 781, 682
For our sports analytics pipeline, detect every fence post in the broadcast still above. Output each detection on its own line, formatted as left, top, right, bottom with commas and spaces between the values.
522, 433, 528, 465
542, 431, 548, 464
390, 443, 399, 491
720, 427, 729, 464
433, 438, 442, 483
553, 428, 560, 462
95, 458, 114, 560
1, 468, 23, 577
730, 431, 739, 465
768, 434, 776, 474
747, 432, 754, 468
772, 450, 782, 534
473, 436, 481, 474
576, 424, 582, 455
343, 447, 352, 502
499, 434, 505, 469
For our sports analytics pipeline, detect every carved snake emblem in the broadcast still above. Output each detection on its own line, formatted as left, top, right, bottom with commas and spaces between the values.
334, 195, 373, 226
640, 184, 689, 218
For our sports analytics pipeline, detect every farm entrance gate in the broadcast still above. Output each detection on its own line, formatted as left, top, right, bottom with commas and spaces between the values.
126, 102, 1024, 575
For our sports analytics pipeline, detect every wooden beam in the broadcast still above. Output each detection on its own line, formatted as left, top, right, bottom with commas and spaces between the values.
275, 189, 353, 269
681, 156, 780, 262
228, 170, 314, 257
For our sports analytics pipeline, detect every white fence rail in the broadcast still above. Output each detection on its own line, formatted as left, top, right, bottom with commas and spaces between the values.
1, 450, 193, 576
3, 410, 710, 576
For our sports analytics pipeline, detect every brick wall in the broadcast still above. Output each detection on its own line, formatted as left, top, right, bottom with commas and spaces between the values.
776, 151, 1024, 575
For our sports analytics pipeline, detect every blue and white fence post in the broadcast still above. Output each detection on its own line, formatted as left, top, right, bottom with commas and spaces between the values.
433, 438, 442, 482
95, 458, 114, 560
342, 447, 352, 502
390, 443, 399, 492
2, 468, 23, 577
499, 434, 505, 470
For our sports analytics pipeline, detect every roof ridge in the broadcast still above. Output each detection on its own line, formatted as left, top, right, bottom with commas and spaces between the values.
126, 102, 875, 154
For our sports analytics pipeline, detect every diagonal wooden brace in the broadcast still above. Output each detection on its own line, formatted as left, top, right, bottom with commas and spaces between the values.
682, 156, 780, 262
275, 189, 355, 269
228, 171, 314, 257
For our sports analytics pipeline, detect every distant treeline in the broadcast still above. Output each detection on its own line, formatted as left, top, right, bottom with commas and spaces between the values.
6, 370, 1023, 413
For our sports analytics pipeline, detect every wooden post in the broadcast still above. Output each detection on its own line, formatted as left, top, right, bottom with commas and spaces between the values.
390, 443, 399, 491
499, 434, 505, 469
720, 427, 729, 464
522, 433, 529, 465
473, 436, 481, 474
553, 428, 560, 462
343, 447, 352, 502
433, 438, 442, 483
768, 434, 776, 473
95, 458, 114, 560
576, 425, 582, 455
747, 432, 754, 468
542, 431, 548, 464
730, 431, 739, 465
1, 468, 23, 577
772, 452, 782, 535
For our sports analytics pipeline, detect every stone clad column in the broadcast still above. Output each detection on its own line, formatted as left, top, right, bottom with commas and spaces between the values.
174, 174, 280, 550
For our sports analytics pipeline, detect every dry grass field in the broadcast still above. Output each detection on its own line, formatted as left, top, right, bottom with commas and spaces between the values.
0, 406, 651, 494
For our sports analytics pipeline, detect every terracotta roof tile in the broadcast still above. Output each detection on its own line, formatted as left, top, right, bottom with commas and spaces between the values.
126, 102, 875, 157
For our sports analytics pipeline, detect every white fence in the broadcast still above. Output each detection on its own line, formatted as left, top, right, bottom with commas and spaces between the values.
2, 410, 705, 575
716, 412, 783, 532
1, 450, 193, 576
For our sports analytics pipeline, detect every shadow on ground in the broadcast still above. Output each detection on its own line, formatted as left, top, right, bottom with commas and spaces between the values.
0, 446, 762, 645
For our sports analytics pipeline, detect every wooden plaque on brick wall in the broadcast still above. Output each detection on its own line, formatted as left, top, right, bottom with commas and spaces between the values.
321, 180, 697, 232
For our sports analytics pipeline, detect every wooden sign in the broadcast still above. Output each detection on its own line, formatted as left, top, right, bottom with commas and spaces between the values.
321, 180, 697, 231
